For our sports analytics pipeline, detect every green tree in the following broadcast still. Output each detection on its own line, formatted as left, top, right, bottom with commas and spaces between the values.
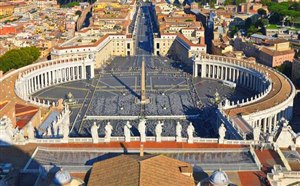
247, 25, 259, 36
257, 8, 267, 17
75, 10, 82, 16
245, 17, 252, 29
261, 0, 271, 5
235, 0, 246, 5
229, 25, 239, 37
224, 0, 233, 5
275, 62, 292, 78
0, 47, 40, 73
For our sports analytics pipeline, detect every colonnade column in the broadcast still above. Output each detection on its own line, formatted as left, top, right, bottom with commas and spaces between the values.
268, 117, 272, 133
263, 119, 267, 133
193, 63, 198, 77
90, 65, 95, 78
221, 66, 224, 80
77, 66, 80, 79
201, 64, 206, 78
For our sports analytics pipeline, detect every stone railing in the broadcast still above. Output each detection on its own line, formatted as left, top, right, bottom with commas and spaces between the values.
26, 135, 261, 146
27, 96, 53, 108
220, 84, 272, 110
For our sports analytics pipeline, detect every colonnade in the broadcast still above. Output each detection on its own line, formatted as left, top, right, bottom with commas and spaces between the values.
15, 57, 95, 104
248, 102, 294, 134
193, 54, 296, 136
194, 62, 269, 93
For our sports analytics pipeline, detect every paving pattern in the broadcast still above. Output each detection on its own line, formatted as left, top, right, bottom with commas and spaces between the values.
33, 56, 256, 138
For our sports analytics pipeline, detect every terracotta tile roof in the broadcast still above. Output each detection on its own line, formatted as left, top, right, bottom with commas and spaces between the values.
15, 104, 38, 129
238, 171, 266, 186
263, 39, 288, 45
255, 150, 284, 171
0, 100, 9, 111
88, 154, 195, 186
260, 47, 294, 57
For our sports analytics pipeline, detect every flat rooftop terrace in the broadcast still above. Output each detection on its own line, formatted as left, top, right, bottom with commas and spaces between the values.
24, 144, 257, 171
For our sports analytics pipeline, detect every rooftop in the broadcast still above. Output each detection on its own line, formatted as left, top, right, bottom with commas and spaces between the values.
88, 154, 195, 186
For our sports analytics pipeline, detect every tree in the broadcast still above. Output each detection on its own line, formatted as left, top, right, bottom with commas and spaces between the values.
247, 25, 259, 36
257, 8, 267, 17
275, 61, 292, 78
75, 10, 82, 16
235, 0, 246, 5
229, 25, 239, 37
261, 0, 271, 5
245, 17, 252, 29
0, 47, 40, 73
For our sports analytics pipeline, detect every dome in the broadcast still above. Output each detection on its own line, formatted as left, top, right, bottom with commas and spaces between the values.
209, 170, 230, 186
53, 169, 72, 185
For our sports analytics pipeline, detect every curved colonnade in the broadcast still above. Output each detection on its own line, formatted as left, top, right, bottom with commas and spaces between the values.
8, 53, 296, 139
14, 56, 95, 107
193, 54, 296, 136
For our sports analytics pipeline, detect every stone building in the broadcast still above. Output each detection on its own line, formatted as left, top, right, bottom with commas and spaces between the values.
0, 2, 14, 16
233, 35, 295, 67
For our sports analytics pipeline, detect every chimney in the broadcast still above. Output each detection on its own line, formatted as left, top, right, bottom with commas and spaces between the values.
140, 144, 144, 157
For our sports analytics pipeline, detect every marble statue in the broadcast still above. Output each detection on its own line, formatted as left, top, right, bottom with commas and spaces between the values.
13, 127, 25, 142
253, 125, 261, 141
58, 124, 63, 136
218, 123, 226, 143
155, 121, 164, 142
47, 126, 52, 137
0, 116, 14, 144
295, 134, 300, 146
105, 122, 113, 142
176, 121, 182, 142
124, 121, 132, 142
187, 122, 195, 144
138, 118, 147, 142
91, 122, 100, 143
27, 122, 35, 140
63, 123, 69, 141
53, 124, 58, 137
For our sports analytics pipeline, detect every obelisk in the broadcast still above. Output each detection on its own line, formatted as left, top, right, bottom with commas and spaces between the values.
140, 57, 149, 104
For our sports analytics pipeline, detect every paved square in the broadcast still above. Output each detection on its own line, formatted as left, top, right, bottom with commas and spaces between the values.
33, 56, 256, 138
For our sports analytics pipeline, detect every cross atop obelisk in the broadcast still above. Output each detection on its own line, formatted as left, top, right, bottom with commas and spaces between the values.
140, 57, 149, 104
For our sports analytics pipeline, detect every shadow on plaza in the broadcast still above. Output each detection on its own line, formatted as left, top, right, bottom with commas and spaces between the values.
111, 74, 140, 99
169, 58, 193, 74
0, 140, 42, 186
